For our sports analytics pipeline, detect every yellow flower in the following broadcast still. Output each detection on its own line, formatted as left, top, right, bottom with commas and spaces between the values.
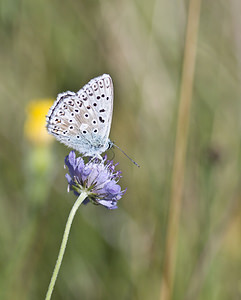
24, 99, 54, 145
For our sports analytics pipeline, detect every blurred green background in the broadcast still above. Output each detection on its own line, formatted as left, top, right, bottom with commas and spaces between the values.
0, 0, 241, 299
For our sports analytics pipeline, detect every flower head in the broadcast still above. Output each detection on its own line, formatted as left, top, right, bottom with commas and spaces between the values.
65, 151, 126, 209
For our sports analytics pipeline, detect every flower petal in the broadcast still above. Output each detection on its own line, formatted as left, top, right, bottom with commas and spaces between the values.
105, 181, 121, 194
98, 199, 118, 209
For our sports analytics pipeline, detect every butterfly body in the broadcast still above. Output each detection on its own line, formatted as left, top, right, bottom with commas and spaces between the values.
46, 74, 113, 157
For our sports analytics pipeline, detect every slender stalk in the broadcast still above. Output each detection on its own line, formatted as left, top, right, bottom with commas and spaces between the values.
45, 192, 88, 300
160, 0, 202, 299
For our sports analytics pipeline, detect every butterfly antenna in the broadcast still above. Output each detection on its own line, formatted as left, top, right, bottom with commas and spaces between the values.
112, 143, 140, 168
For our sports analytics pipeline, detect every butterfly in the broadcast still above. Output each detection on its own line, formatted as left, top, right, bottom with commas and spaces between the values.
46, 74, 113, 158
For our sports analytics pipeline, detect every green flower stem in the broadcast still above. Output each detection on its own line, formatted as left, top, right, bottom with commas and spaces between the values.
45, 191, 88, 300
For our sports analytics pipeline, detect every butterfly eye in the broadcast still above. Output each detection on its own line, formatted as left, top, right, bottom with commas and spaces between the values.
96, 96, 101, 100
69, 125, 74, 130
93, 129, 98, 134
84, 113, 89, 119
82, 130, 87, 134
93, 102, 97, 107
92, 120, 97, 125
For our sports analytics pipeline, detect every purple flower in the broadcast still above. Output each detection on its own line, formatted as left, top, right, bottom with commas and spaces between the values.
65, 151, 126, 209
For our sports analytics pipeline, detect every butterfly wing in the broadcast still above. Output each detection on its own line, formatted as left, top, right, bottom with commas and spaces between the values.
79, 74, 113, 144
46, 74, 113, 157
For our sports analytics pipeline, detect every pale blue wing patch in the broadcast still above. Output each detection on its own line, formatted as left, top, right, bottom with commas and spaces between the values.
46, 74, 113, 157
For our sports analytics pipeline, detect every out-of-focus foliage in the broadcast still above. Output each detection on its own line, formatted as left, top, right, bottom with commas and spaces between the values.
0, 0, 241, 299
